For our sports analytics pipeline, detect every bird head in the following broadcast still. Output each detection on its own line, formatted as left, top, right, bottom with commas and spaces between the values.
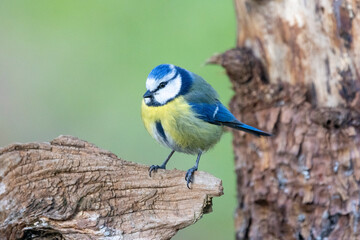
143, 64, 193, 106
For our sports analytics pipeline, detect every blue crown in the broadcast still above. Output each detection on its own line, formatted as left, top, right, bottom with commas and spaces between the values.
148, 64, 174, 80
147, 64, 193, 96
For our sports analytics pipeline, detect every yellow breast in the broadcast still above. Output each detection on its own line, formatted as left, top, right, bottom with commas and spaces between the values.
141, 96, 223, 154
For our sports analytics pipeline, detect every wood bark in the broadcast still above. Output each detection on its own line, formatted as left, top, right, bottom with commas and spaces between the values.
209, 0, 360, 239
0, 135, 223, 240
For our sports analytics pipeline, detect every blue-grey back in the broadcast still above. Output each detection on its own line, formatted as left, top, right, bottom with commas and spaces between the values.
183, 73, 219, 104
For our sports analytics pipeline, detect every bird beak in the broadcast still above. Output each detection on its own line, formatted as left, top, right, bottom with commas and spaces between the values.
143, 90, 152, 98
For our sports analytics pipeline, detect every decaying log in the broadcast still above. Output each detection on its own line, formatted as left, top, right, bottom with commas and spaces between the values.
0, 135, 223, 240
209, 0, 360, 239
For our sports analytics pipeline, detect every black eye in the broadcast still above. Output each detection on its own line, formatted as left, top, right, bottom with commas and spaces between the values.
159, 82, 167, 89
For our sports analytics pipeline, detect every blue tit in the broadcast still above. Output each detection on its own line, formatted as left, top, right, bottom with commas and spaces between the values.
141, 64, 271, 188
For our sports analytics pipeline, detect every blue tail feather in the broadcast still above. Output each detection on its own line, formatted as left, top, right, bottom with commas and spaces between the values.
223, 121, 272, 137
189, 101, 272, 137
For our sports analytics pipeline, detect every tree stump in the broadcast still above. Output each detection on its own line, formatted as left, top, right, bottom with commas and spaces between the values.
0, 135, 223, 240
209, 0, 360, 239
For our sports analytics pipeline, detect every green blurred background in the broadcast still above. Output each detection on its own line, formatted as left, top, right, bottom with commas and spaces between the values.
0, 1, 236, 239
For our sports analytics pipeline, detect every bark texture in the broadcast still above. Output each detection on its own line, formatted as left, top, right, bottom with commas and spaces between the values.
210, 0, 360, 239
0, 136, 223, 240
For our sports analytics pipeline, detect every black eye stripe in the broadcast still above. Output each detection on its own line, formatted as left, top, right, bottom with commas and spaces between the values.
154, 72, 179, 92
155, 81, 167, 91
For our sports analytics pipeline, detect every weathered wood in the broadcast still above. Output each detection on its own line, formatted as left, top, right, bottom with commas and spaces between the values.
234, 0, 360, 107
0, 136, 223, 240
210, 0, 360, 239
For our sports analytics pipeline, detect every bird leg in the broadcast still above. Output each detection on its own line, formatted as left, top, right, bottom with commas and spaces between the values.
149, 150, 175, 177
185, 151, 202, 189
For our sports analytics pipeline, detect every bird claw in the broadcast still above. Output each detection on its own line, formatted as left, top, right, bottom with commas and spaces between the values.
149, 164, 165, 177
185, 167, 197, 189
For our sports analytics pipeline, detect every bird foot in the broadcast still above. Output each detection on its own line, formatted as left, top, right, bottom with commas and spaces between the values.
149, 164, 166, 177
185, 166, 198, 189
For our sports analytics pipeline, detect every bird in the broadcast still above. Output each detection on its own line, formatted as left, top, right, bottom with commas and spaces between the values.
141, 64, 271, 188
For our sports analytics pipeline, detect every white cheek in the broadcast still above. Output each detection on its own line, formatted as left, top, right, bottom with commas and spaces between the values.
154, 76, 181, 105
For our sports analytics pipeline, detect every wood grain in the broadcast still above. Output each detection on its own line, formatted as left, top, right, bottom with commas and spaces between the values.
0, 136, 223, 240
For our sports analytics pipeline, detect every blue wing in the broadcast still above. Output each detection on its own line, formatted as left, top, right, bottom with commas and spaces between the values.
190, 101, 271, 137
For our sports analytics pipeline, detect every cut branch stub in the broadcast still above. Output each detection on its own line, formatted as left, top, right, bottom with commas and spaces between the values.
0, 135, 223, 240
